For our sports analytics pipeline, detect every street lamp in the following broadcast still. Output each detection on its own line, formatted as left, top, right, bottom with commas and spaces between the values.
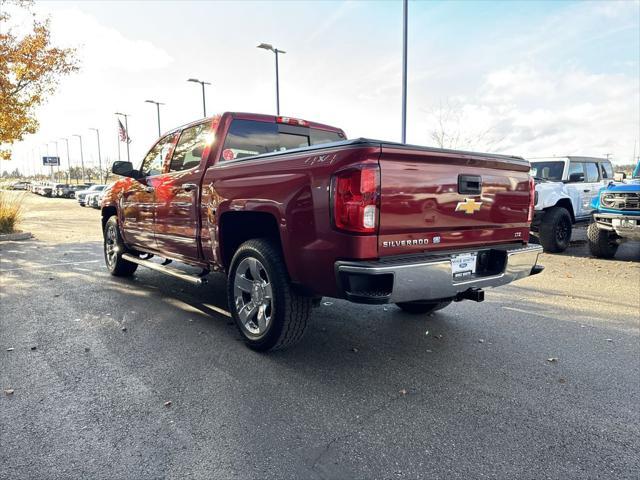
145, 100, 164, 137
72, 134, 86, 182
114, 112, 131, 162
187, 78, 211, 117
89, 128, 103, 183
257, 43, 286, 115
401, 0, 408, 144
59, 138, 72, 183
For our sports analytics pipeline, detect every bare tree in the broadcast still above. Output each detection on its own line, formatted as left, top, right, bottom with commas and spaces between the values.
426, 99, 505, 152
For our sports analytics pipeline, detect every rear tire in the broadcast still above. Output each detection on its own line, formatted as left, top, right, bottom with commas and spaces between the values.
103, 216, 138, 276
227, 239, 312, 351
396, 300, 451, 315
587, 222, 618, 259
539, 207, 572, 253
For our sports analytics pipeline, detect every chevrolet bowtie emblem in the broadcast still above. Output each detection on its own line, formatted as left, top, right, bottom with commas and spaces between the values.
455, 198, 482, 214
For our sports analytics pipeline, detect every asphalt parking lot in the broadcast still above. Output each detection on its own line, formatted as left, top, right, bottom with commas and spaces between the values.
1, 194, 639, 479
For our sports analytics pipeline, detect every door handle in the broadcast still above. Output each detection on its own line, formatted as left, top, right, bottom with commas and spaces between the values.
144, 186, 154, 193
583, 189, 591, 193
182, 183, 197, 192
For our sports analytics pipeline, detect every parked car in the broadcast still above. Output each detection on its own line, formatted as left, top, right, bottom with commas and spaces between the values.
76, 184, 106, 206
55, 184, 84, 198
8, 181, 30, 190
101, 112, 542, 351
87, 185, 111, 208
587, 162, 640, 258
528, 156, 614, 252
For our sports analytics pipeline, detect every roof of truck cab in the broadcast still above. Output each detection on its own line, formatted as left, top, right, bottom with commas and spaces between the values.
527, 156, 609, 162
164, 112, 344, 136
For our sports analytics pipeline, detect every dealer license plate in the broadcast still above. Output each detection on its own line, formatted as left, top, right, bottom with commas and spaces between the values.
451, 252, 477, 279
612, 218, 635, 228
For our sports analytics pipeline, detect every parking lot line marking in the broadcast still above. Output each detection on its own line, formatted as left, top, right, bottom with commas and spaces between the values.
0, 259, 100, 272
202, 303, 232, 318
502, 306, 551, 318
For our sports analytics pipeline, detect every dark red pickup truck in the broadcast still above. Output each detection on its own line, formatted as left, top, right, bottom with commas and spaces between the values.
102, 112, 543, 350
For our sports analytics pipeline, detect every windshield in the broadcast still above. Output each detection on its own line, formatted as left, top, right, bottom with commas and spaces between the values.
90, 185, 106, 191
530, 161, 565, 181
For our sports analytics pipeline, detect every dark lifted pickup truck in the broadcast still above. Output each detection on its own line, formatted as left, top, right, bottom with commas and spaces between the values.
102, 112, 543, 351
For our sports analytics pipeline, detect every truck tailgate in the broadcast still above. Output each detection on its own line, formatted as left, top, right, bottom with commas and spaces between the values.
378, 144, 531, 256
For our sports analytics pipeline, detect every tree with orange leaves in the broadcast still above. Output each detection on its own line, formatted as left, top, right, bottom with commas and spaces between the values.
0, 0, 78, 160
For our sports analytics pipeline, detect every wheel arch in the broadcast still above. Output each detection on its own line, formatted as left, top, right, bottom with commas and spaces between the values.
547, 198, 575, 223
218, 210, 284, 271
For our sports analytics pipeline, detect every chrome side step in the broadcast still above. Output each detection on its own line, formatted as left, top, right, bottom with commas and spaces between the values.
122, 253, 207, 286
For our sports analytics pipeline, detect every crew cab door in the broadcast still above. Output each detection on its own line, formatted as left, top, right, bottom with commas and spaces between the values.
153, 122, 211, 261
120, 133, 177, 248
565, 161, 591, 219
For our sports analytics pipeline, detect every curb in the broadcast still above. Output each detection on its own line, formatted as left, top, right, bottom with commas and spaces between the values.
0, 231, 33, 242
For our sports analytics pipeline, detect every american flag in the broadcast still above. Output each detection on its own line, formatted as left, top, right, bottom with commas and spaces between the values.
118, 119, 130, 143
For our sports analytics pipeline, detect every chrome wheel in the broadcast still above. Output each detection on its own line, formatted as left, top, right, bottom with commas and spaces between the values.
233, 257, 273, 336
105, 224, 118, 268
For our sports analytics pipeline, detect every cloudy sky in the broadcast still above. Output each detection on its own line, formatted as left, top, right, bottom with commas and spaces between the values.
6, 0, 640, 174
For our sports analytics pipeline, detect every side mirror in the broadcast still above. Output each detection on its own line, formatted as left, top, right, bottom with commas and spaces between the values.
568, 172, 584, 183
613, 172, 626, 182
112, 161, 140, 179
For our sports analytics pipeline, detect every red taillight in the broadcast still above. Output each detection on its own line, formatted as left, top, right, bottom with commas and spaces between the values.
276, 116, 309, 127
331, 165, 380, 234
527, 176, 535, 222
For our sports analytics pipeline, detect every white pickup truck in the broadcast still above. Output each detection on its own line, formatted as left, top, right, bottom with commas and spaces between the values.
529, 156, 614, 252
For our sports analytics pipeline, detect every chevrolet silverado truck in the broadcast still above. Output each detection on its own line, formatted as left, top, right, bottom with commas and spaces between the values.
587, 163, 640, 258
102, 112, 543, 351
529, 156, 614, 252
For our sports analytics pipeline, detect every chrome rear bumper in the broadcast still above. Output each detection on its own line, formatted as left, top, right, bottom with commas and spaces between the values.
336, 244, 543, 304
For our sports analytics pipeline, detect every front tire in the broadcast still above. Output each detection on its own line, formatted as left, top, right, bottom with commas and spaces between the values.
587, 222, 618, 259
396, 300, 451, 315
103, 216, 138, 276
227, 239, 312, 351
539, 207, 572, 253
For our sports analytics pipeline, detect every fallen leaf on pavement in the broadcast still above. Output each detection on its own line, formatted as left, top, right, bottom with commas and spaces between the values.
6, 347, 14, 352
30, 346, 37, 351
399, 389, 408, 395
164, 401, 172, 407
478, 339, 485, 343
558, 378, 567, 384
121, 327, 127, 332
351, 347, 359, 353
322, 301, 333, 306
606, 338, 613, 342
546, 357, 558, 363
4, 389, 14, 396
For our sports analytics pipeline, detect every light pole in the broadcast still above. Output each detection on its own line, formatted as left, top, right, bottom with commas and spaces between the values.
145, 100, 164, 137
257, 43, 286, 115
89, 128, 103, 183
115, 112, 131, 162
187, 78, 211, 117
72, 134, 86, 182
401, 0, 408, 144
59, 138, 72, 183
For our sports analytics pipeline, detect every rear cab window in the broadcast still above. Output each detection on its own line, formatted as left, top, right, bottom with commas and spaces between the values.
600, 162, 613, 179
585, 162, 600, 183
220, 119, 344, 162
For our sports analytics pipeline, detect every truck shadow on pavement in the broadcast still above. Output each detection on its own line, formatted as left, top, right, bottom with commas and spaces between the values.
3, 239, 639, 479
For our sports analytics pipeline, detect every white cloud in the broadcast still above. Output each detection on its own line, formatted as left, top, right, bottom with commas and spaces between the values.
419, 64, 639, 162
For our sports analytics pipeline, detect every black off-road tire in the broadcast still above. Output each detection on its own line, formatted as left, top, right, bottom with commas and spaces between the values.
103, 216, 138, 277
396, 300, 452, 315
539, 207, 572, 253
587, 222, 618, 259
227, 239, 312, 351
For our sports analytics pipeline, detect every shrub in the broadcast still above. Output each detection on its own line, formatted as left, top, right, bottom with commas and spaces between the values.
0, 191, 23, 234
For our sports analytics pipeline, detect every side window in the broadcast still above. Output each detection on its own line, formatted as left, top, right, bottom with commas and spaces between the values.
140, 134, 176, 177
585, 162, 599, 183
169, 123, 211, 172
221, 120, 279, 161
601, 162, 613, 180
567, 162, 585, 182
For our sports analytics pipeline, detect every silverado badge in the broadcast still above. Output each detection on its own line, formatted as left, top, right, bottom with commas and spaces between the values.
455, 198, 482, 215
